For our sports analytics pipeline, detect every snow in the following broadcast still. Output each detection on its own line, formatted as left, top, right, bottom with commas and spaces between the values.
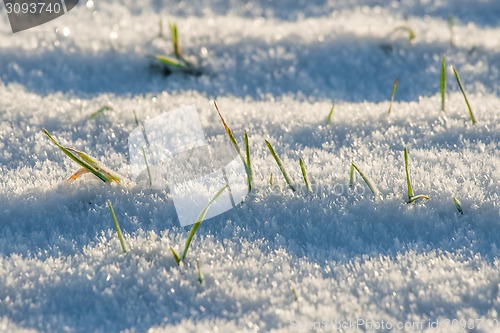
0, 0, 499, 332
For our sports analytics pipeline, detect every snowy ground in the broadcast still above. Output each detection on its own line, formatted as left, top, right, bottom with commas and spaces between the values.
0, 0, 499, 332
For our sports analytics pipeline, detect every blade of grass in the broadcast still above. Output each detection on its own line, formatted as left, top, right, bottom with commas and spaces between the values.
350, 162, 380, 197
440, 55, 446, 112
141, 147, 153, 186
66, 148, 121, 183
299, 158, 311, 193
182, 184, 229, 260
90, 105, 113, 119
170, 22, 181, 58
408, 194, 431, 204
107, 200, 127, 253
214, 101, 243, 156
170, 246, 181, 265
349, 163, 355, 188
387, 78, 398, 114
404, 147, 414, 199
453, 196, 464, 215
133, 110, 140, 127
269, 172, 273, 186
214, 101, 252, 191
391, 26, 416, 42
154, 55, 185, 68
291, 287, 299, 302
133, 111, 150, 148
452, 66, 476, 125
265, 140, 296, 192
197, 259, 204, 284
43, 129, 109, 183
326, 104, 334, 123
244, 130, 253, 191
404, 147, 430, 203
68, 168, 90, 181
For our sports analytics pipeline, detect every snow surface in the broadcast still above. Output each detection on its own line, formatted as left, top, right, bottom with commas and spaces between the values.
0, 0, 499, 332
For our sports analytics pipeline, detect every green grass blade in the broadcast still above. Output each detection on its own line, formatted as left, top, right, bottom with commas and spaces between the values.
452, 66, 476, 125
404, 147, 430, 204
214, 101, 252, 191
170, 246, 181, 265
408, 194, 431, 204
453, 196, 464, 215
391, 26, 416, 42
387, 78, 398, 114
404, 147, 414, 200
182, 184, 229, 260
326, 104, 334, 123
214, 101, 243, 157
170, 22, 181, 58
299, 158, 311, 193
291, 287, 299, 302
107, 200, 127, 253
407, 29, 416, 41
265, 140, 296, 192
141, 147, 152, 186
133, 110, 139, 127
197, 259, 204, 284
90, 105, 113, 119
66, 148, 121, 183
43, 129, 109, 183
349, 163, 355, 188
244, 130, 253, 191
351, 163, 379, 197
440, 55, 446, 112
154, 55, 185, 68
269, 172, 273, 186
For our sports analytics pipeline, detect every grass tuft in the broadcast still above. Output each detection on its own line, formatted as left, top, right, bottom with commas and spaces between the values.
326, 104, 334, 123
349, 162, 380, 198
107, 200, 127, 253
265, 140, 296, 192
387, 78, 398, 114
182, 184, 229, 260
153, 22, 200, 74
440, 55, 446, 112
453, 196, 464, 215
214, 101, 252, 191
43, 129, 121, 184
299, 158, 311, 193
404, 147, 430, 203
452, 66, 476, 125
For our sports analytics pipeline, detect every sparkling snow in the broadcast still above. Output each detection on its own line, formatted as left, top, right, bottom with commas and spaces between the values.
0, 1, 499, 332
